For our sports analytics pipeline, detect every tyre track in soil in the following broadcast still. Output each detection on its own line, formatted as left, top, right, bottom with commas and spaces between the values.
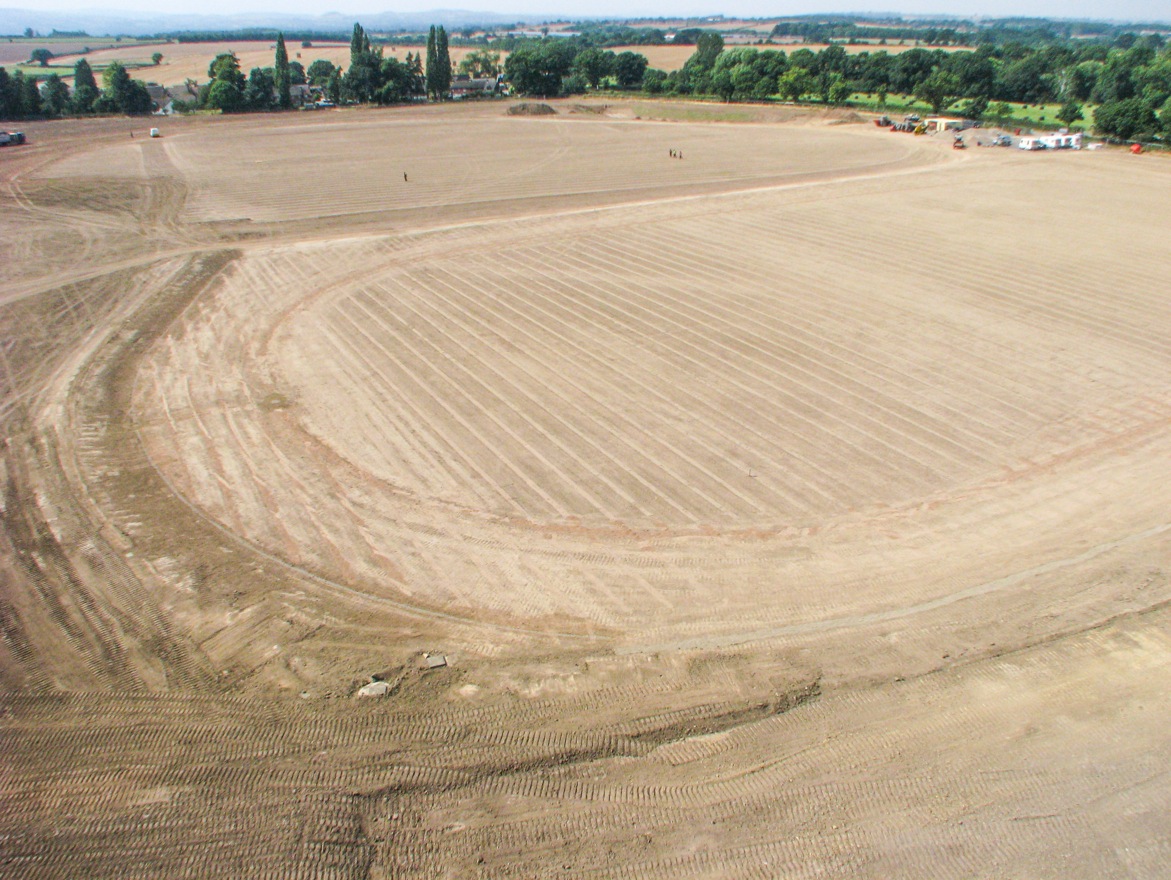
0, 673, 818, 878
462, 252, 844, 513
517, 243, 948, 502
0, 262, 181, 690
579, 226, 1003, 470
0, 113, 758, 871
119, 248, 624, 640
0, 124, 950, 308
2, 255, 236, 693
20, 241, 541, 688
121, 146, 1171, 642
4, 112, 1170, 878
0, 614, 1152, 880
399, 265, 768, 520
362, 608, 1171, 880
350, 282, 662, 521
485, 249, 877, 509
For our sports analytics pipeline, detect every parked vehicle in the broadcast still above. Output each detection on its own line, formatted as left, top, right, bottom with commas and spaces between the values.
0, 131, 26, 146
1039, 133, 1082, 150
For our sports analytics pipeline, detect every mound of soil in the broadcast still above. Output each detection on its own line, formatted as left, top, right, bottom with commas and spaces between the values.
508, 102, 557, 116
827, 110, 868, 125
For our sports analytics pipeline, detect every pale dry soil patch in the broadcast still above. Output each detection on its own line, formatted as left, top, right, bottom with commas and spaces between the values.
1, 101, 1170, 878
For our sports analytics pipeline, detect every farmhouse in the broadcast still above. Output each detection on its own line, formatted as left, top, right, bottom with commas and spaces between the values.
269, 83, 315, 107
451, 75, 504, 99
292, 83, 314, 106
145, 83, 174, 115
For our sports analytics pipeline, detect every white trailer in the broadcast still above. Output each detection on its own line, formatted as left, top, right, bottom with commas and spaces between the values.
1040, 132, 1083, 150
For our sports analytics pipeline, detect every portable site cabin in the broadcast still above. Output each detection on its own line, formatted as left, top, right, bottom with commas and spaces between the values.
1039, 133, 1083, 150
925, 117, 977, 132
1017, 137, 1046, 150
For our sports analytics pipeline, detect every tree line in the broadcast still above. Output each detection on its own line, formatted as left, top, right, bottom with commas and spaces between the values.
502, 40, 648, 97
501, 30, 1171, 142
765, 17, 1166, 48
0, 57, 151, 118
0, 24, 439, 118
198, 24, 456, 110
4, 19, 1170, 142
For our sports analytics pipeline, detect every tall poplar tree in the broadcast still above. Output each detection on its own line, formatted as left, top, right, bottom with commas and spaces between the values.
71, 57, 99, 113
0, 68, 13, 119
275, 32, 291, 109
435, 26, 452, 98
406, 51, 425, 97
15, 69, 41, 117
343, 21, 382, 103
425, 25, 438, 99
351, 22, 371, 66
42, 73, 69, 117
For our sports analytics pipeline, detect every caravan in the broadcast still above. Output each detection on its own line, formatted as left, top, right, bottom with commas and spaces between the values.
1039, 132, 1083, 150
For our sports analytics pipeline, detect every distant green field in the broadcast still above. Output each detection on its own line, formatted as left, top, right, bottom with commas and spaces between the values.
0, 36, 164, 70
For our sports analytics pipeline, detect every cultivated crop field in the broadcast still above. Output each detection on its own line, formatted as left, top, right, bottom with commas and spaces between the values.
27, 37, 970, 88
617, 40, 972, 72
2, 100, 1170, 878
43, 40, 493, 90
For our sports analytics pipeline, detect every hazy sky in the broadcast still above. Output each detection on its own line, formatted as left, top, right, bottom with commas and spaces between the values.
16, 0, 1171, 24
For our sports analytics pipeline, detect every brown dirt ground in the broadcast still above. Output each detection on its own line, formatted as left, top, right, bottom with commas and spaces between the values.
1, 99, 1170, 878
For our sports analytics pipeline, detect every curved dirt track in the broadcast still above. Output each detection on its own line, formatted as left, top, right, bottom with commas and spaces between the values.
2, 101, 1171, 878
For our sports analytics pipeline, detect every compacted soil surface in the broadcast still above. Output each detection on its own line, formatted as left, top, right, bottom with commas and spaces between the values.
2, 100, 1170, 878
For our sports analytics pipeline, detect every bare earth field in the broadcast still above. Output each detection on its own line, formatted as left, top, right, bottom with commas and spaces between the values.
46, 41, 489, 90
2, 99, 1171, 878
622, 42, 969, 72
